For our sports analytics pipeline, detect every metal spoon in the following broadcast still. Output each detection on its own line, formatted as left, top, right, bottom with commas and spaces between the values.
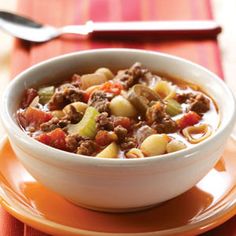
0, 11, 222, 43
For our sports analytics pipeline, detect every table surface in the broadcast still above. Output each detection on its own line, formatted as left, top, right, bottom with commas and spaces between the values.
0, 0, 236, 235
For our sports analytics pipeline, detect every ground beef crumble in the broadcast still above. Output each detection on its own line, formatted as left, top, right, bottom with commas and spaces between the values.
114, 62, 151, 89
48, 84, 85, 110
40, 117, 69, 132
120, 137, 137, 150
65, 134, 98, 155
146, 102, 178, 133
88, 91, 113, 113
114, 125, 128, 143
189, 94, 210, 113
96, 114, 137, 150
64, 105, 83, 124
96, 112, 114, 131
77, 140, 99, 156
176, 92, 210, 114
151, 118, 178, 134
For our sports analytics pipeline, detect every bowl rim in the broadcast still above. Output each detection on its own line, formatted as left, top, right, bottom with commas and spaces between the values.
1, 48, 236, 167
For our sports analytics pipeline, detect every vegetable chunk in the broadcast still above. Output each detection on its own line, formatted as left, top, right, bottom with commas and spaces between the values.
96, 142, 119, 158
68, 107, 100, 138
36, 128, 67, 150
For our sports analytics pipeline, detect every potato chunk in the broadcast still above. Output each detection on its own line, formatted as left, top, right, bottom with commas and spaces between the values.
96, 142, 119, 158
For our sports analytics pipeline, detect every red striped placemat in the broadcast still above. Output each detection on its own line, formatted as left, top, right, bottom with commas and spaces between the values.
1, 0, 233, 235
11, 0, 223, 78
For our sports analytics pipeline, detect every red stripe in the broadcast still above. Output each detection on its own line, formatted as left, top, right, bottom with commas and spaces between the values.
190, 0, 198, 19
121, 0, 141, 20
212, 41, 224, 78
89, 0, 109, 21
24, 226, 50, 236
74, 0, 91, 51
0, 209, 24, 236
206, 0, 214, 19
148, 0, 159, 20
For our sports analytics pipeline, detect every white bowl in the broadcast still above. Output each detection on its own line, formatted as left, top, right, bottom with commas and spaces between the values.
1, 49, 236, 212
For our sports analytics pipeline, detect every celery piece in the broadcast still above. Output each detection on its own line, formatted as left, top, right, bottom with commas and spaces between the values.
38, 86, 55, 104
68, 107, 100, 138
166, 98, 182, 116
96, 142, 119, 158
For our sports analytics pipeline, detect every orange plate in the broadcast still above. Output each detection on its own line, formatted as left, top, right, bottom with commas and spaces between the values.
1, 137, 236, 236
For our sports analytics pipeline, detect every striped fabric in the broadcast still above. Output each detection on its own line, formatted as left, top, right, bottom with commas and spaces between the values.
11, 0, 223, 78
1, 0, 234, 235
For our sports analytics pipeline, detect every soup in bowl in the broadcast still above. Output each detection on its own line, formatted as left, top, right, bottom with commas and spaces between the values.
16, 62, 219, 159
1, 49, 235, 212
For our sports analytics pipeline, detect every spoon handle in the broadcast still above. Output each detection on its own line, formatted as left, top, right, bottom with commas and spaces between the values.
87, 20, 222, 39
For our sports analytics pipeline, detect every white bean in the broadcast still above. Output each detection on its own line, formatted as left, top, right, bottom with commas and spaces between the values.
95, 67, 114, 80
63, 102, 88, 114
166, 139, 186, 153
140, 134, 169, 156
110, 95, 137, 118
80, 73, 107, 89
125, 148, 144, 158
153, 80, 176, 100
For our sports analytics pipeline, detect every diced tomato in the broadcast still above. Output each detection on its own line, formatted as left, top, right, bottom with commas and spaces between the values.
21, 88, 38, 108
177, 111, 201, 130
83, 92, 90, 103
114, 117, 132, 130
23, 107, 53, 128
36, 133, 51, 145
100, 81, 123, 95
95, 130, 117, 146
36, 128, 67, 150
